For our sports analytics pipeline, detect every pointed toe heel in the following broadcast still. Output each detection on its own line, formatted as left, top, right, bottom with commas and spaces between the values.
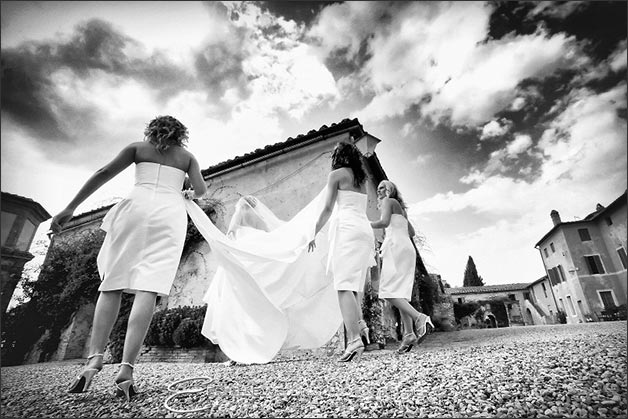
114, 361, 137, 402
415, 315, 434, 345
358, 320, 371, 346
396, 333, 418, 354
67, 353, 103, 393
115, 380, 137, 402
338, 338, 365, 362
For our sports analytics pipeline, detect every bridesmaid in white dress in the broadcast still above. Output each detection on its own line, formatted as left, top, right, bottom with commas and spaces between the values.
308, 141, 375, 362
50, 116, 207, 400
370, 180, 433, 353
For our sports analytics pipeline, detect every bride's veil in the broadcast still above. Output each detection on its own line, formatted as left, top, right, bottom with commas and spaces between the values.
227, 195, 285, 239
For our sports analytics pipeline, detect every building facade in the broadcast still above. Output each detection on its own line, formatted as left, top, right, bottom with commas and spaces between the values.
534, 191, 627, 324
1, 192, 50, 313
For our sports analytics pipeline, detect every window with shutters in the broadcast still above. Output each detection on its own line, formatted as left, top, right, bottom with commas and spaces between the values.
557, 265, 567, 282
584, 255, 605, 274
578, 228, 591, 241
598, 290, 616, 309
617, 247, 627, 270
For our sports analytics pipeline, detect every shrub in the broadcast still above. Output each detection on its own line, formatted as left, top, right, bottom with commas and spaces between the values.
1, 230, 104, 365
362, 279, 385, 344
173, 318, 205, 348
556, 309, 567, 324
144, 305, 208, 348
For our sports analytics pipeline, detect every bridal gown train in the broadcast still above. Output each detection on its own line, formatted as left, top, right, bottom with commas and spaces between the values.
378, 214, 416, 299
186, 188, 350, 364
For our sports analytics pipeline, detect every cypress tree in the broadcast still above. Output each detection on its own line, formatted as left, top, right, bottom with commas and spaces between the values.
463, 256, 485, 287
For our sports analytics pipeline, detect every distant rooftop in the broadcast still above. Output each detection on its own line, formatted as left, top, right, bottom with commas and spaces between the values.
445, 283, 532, 295
535, 190, 627, 247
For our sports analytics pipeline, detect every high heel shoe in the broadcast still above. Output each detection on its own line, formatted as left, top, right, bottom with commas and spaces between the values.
357, 320, 370, 346
68, 353, 103, 393
338, 338, 364, 362
115, 362, 138, 402
397, 332, 419, 354
414, 314, 434, 345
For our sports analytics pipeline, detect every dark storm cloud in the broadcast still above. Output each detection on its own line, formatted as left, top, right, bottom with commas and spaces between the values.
1, 19, 193, 143
258, 1, 337, 25
489, 1, 627, 61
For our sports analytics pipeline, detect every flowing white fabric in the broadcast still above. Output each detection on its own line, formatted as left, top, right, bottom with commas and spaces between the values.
184, 188, 343, 364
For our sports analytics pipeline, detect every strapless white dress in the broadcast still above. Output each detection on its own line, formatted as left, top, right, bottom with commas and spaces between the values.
97, 162, 187, 296
378, 214, 416, 299
327, 190, 375, 292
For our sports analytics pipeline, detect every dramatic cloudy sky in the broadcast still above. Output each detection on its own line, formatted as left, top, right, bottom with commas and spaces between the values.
2, 1, 626, 288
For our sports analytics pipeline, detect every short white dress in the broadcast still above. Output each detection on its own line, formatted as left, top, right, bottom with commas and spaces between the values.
378, 214, 416, 299
327, 190, 375, 292
97, 162, 188, 296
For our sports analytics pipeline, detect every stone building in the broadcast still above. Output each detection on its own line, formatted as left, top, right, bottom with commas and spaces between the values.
1, 192, 50, 313
28, 118, 436, 362
534, 190, 627, 323
447, 277, 561, 328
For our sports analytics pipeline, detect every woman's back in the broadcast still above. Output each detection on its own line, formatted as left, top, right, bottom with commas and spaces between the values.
133, 141, 192, 173
334, 167, 367, 194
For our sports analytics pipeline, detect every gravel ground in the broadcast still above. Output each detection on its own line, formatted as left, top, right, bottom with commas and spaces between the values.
2, 321, 626, 418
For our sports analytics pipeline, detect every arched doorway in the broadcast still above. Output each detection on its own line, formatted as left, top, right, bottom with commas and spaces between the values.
526, 308, 534, 325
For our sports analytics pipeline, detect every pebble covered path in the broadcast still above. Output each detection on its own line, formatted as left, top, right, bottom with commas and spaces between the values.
1, 321, 626, 418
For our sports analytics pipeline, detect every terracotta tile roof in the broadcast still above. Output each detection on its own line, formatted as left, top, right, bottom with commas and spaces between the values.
201, 118, 365, 177
445, 283, 532, 295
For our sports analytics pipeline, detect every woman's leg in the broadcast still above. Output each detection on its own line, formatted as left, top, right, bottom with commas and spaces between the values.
84, 290, 123, 370
338, 290, 361, 343
386, 298, 420, 335
116, 291, 157, 382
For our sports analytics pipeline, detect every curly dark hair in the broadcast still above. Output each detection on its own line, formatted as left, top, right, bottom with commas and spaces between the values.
331, 141, 366, 188
144, 115, 189, 153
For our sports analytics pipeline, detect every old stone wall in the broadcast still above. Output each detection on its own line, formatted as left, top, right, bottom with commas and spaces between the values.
138, 345, 229, 364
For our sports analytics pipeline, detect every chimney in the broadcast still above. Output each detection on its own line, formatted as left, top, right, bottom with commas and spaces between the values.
550, 210, 561, 226
596, 203, 605, 212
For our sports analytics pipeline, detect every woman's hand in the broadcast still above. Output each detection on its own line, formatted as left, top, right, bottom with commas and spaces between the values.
182, 189, 195, 200
50, 208, 75, 235
307, 239, 316, 252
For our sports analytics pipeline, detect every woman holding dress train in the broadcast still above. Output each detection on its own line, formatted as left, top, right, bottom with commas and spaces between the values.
308, 141, 375, 362
50, 115, 207, 401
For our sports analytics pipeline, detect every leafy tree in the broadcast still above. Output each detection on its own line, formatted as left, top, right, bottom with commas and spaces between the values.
463, 256, 485, 287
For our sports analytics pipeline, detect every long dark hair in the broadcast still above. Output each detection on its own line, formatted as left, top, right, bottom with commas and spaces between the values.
144, 115, 189, 153
331, 141, 366, 188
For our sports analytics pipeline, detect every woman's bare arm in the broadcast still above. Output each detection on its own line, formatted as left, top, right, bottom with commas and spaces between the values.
371, 197, 393, 229
187, 155, 207, 198
308, 171, 341, 251
50, 143, 137, 232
